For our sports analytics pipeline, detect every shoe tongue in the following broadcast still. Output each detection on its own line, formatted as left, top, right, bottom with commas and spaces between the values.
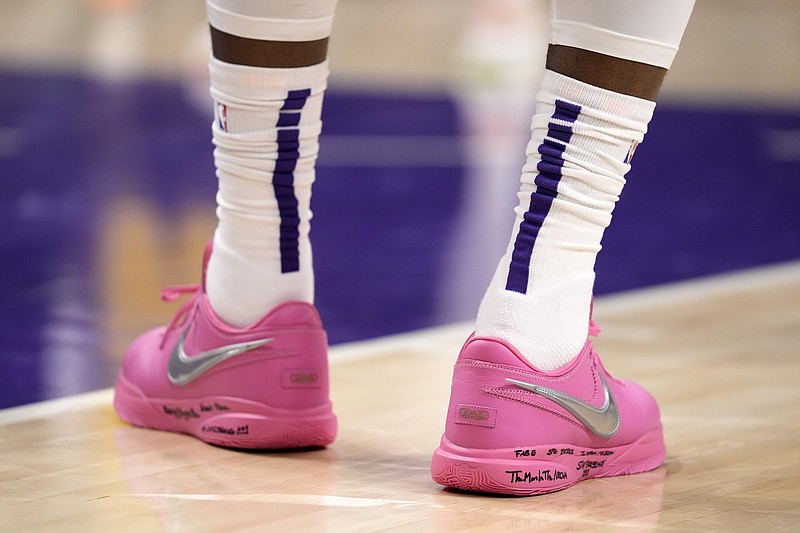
201, 239, 213, 292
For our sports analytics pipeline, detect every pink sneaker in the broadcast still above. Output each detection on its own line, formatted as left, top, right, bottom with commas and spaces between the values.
431, 328, 664, 495
113, 249, 337, 449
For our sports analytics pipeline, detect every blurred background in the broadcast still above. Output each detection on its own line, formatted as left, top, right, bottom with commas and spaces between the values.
0, 0, 798, 408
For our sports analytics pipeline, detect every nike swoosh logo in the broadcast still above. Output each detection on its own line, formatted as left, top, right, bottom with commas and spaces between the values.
167, 327, 274, 386
505, 373, 620, 438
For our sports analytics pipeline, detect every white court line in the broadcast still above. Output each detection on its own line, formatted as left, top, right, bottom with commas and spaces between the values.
595, 259, 800, 316
1, 260, 798, 425
0, 388, 113, 426
328, 321, 472, 364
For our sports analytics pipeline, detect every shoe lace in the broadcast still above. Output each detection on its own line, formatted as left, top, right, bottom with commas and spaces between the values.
159, 284, 202, 349
589, 318, 602, 337
589, 296, 602, 337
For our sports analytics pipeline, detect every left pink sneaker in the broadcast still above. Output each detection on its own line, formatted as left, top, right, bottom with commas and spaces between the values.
431, 328, 665, 495
113, 249, 337, 449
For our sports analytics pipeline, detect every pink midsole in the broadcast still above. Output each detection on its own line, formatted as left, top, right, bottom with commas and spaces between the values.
432, 427, 665, 493
114, 372, 336, 446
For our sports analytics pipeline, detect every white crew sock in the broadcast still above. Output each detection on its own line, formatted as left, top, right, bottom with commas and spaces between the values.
476, 70, 656, 370
205, 57, 328, 327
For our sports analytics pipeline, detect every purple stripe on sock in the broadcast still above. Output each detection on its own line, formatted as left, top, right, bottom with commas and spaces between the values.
277, 112, 301, 128
547, 122, 573, 144
281, 88, 312, 111
505, 99, 581, 294
552, 100, 581, 122
274, 89, 311, 273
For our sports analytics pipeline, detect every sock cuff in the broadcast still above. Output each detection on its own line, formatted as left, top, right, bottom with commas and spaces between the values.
209, 56, 329, 101
540, 70, 656, 130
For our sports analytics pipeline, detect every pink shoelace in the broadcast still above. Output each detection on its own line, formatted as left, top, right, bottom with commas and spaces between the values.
589, 318, 602, 337
589, 297, 602, 337
159, 284, 202, 349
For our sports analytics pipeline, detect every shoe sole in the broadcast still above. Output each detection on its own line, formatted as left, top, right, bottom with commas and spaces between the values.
114, 372, 337, 449
431, 427, 665, 496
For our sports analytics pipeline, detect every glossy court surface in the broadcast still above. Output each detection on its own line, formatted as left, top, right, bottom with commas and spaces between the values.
2, 265, 799, 531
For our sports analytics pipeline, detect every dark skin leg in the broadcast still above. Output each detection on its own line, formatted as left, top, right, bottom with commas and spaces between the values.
210, 26, 328, 68
209, 33, 661, 98
546, 44, 667, 101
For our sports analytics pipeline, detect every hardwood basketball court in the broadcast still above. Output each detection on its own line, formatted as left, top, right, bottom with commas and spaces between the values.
3, 262, 799, 531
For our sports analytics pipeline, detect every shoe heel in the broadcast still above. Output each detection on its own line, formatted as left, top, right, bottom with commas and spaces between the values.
432, 427, 665, 496
431, 436, 579, 495
196, 405, 337, 449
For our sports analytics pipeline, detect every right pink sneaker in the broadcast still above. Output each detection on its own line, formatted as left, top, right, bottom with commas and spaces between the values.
431, 331, 665, 495
113, 247, 336, 449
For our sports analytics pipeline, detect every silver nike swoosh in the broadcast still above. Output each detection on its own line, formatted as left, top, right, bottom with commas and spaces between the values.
505, 373, 620, 438
167, 327, 274, 386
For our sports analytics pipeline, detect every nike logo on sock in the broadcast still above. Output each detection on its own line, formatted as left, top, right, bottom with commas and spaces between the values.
167, 327, 274, 386
505, 373, 620, 438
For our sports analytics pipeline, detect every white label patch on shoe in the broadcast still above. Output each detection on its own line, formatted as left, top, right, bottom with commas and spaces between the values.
505, 373, 620, 438
167, 327, 274, 386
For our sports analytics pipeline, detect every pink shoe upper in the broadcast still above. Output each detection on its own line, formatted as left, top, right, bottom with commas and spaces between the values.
120, 290, 331, 411
444, 334, 662, 450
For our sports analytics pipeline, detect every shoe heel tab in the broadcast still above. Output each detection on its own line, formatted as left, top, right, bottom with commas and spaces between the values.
459, 336, 530, 367
263, 301, 323, 328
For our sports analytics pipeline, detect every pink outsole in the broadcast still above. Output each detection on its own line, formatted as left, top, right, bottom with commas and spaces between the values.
114, 373, 337, 450
431, 429, 665, 496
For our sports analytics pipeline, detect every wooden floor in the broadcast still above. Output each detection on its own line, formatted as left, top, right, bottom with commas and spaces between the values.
2, 262, 799, 532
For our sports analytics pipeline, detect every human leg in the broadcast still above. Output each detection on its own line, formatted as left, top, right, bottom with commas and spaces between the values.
113, 0, 338, 449
476, 0, 694, 370
432, 0, 695, 494
205, 0, 336, 328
